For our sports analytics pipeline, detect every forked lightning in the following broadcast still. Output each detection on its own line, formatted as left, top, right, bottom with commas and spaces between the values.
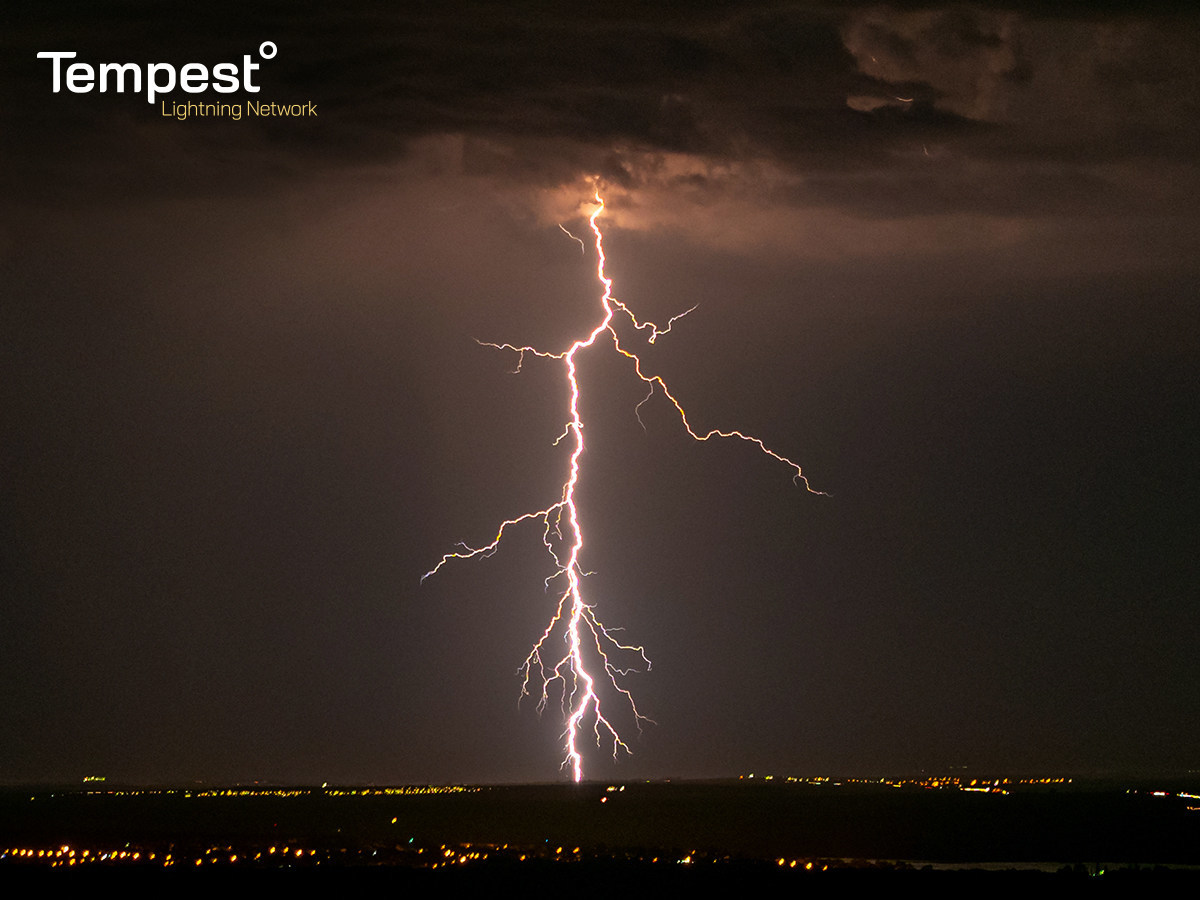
424, 190, 820, 781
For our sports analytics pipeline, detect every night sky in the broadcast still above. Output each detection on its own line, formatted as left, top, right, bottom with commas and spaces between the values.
3, 2, 1198, 785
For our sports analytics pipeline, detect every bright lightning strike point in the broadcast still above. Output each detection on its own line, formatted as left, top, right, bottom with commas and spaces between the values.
424, 190, 821, 782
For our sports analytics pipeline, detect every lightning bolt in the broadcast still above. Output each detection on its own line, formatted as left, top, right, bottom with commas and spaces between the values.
423, 190, 821, 782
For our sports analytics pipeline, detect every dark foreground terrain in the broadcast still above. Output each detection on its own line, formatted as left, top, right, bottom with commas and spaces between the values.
2, 777, 1198, 887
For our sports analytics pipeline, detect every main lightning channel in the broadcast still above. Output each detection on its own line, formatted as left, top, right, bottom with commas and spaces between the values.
423, 192, 820, 781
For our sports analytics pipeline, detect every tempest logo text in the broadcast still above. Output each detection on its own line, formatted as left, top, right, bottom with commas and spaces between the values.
37, 41, 278, 104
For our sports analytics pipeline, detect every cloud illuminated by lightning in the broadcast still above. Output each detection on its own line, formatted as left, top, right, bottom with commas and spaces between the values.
423, 190, 821, 781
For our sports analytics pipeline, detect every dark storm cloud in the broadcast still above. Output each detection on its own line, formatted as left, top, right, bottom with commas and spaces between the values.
6, 1, 1197, 217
